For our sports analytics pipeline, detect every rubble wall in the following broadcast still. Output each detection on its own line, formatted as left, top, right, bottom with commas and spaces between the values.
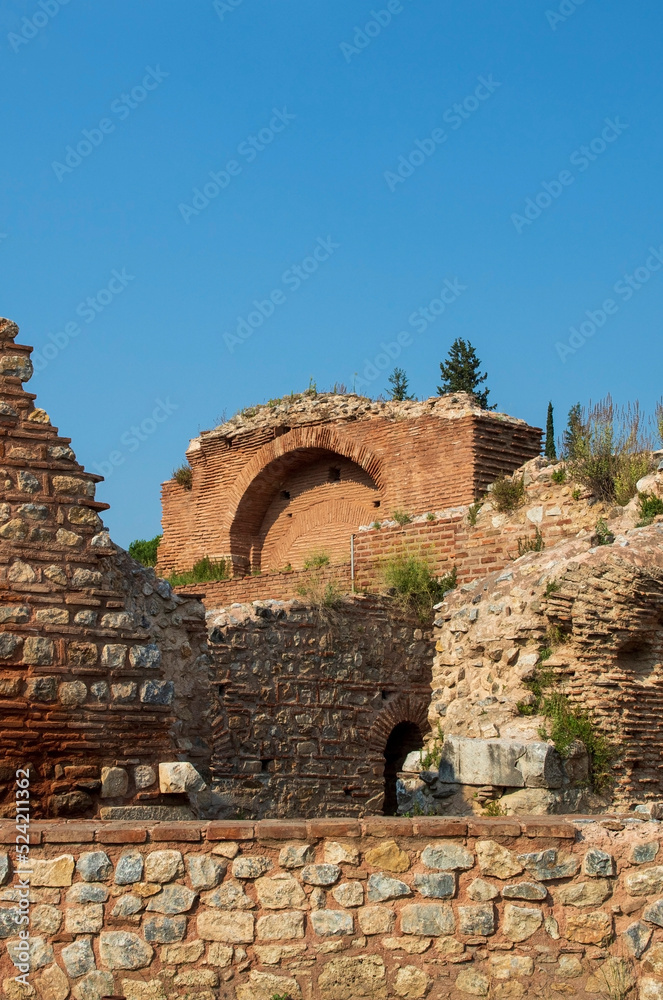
3, 817, 663, 999
0, 318, 211, 819
206, 596, 434, 819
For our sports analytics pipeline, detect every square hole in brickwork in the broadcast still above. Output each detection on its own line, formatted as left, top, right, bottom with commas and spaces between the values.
281, 490, 291, 500
261, 759, 274, 772
373, 500, 381, 507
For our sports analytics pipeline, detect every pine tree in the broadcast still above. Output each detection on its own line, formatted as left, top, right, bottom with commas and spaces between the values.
437, 338, 494, 410
545, 402, 557, 460
563, 402, 585, 459
387, 367, 414, 401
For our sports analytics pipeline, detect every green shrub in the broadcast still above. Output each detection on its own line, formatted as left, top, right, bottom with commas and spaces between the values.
490, 474, 525, 513
296, 578, 342, 610
168, 556, 228, 587
551, 466, 567, 485
172, 464, 193, 489
638, 492, 663, 526
384, 553, 457, 621
467, 502, 481, 526
517, 527, 544, 557
419, 724, 445, 769
426, 512, 436, 522
545, 580, 560, 596
372, 521, 382, 530
128, 535, 161, 567
538, 693, 617, 794
595, 518, 613, 546
569, 396, 654, 503
303, 551, 330, 570
392, 509, 412, 526
571, 487, 582, 500
483, 799, 507, 816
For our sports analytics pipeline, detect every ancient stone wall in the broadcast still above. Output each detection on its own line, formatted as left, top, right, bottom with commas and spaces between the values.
0, 318, 212, 819
206, 596, 435, 819
158, 394, 541, 578
3, 816, 663, 999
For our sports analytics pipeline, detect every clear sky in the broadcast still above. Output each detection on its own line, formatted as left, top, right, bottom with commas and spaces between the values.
1, 0, 661, 547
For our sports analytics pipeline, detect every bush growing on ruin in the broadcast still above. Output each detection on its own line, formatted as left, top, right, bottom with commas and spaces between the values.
303, 550, 330, 570
387, 366, 414, 401
551, 466, 567, 484
568, 396, 655, 504
383, 552, 457, 621
490, 474, 525, 513
168, 555, 228, 587
128, 535, 161, 567
638, 492, 663, 526
172, 463, 193, 489
516, 527, 544, 557
538, 692, 617, 794
391, 509, 412, 526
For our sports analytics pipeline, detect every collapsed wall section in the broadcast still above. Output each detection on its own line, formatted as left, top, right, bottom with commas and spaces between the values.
0, 318, 211, 818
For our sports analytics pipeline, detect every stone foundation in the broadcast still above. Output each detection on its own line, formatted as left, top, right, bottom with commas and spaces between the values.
3, 817, 663, 999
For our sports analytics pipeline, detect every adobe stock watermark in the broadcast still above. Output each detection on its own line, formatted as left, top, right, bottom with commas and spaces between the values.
51, 66, 169, 182
213, 0, 246, 21
546, 0, 590, 31
354, 277, 467, 393
384, 75, 501, 192
511, 117, 628, 234
32, 268, 135, 373
555, 244, 663, 363
223, 237, 339, 352
8, 0, 72, 53
340, 0, 415, 63
93, 399, 179, 479
179, 107, 296, 224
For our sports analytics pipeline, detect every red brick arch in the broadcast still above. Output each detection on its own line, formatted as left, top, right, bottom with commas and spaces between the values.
367, 692, 431, 753
225, 426, 384, 572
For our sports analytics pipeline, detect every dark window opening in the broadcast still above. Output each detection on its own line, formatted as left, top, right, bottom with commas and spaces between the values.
287, 512, 293, 518
383, 721, 423, 816
261, 759, 273, 773
343, 786, 352, 796
329, 467, 341, 482
281, 490, 291, 501
373, 500, 381, 508
217, 684, 227, 696
381, 690, 390, 700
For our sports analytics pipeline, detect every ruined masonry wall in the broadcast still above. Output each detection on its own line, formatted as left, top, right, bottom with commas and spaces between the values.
0, 318, 211, 818
207, 596, 434, 819
3, 817, 663, 1000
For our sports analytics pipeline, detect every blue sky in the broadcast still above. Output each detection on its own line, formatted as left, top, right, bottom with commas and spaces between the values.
1, 0, 661, 547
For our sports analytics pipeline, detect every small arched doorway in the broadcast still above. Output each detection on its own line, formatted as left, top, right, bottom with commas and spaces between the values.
383, 721, 423, 816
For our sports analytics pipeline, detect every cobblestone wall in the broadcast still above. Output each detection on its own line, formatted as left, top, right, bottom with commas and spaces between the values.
3, 816, 663, 999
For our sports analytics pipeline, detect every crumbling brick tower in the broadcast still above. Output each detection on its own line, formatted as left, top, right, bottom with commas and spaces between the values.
0, 317, 211, 818
158, 394, 542, 581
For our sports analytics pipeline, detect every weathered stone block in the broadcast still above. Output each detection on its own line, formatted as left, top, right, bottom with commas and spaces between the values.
565, 909, 613, 945
454, 970, 489, 996
146, 885, 197, 914
367, 872, 412, 902
358, 906, 396, 935
311, 909, 354, 936
232, 856, 272, 880
364, 839, 410, 872
65, 904, 104, 934
629, 842, 659, 865
438, 735, 563, 788
476, 840, 524, 879
394, 965, 432, 998
67, 883, 109, 904
490, 955, 535, 979
204, 880, 255, 910
318, 955, 387, 1000
58, 680, 87, 706
502, 903, 543, 942
140, 679, 174, 705
414, 872, 455, 898
99, 931, 154, 970
644, 899, 663, 928
186, 853, 226, 889
324, 841, 359, 865
114, 851, 144, 885
197, 909, 254, 943
279, 843, 314, 868
256, 910, 305, 940
332, 881, 364, 907
158, 761, 206, 794
142, 914, 187, 943
401, 903, 455, 936
23, 636, 54, 665
502, 882, 547, 900
556, 879, 612, 908
582, 848, 615, 877
30, 855, 75, 887
112, 895, 143, 917
62, 938, 96, 978
129, 643, 161, 668
624, 866, 663, 896
100, 767, 129, 799
302, 863, 341, 886
421, 843, 473, 871
518, 849, 579, 880
458, 903, 495, 935
235, 970, 303, 1000
144, 850, 184, 883
624, 920, 653, 959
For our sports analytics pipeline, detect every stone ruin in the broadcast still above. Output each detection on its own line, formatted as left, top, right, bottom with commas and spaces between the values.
0, 317, 212, 820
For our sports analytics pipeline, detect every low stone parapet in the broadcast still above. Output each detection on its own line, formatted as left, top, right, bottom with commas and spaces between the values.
2, 816, 663, 998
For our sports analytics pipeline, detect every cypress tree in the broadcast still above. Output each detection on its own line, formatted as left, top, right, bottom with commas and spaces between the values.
545, 402, 557, 460
437, 338, 494, 410
563, 402, 585, 459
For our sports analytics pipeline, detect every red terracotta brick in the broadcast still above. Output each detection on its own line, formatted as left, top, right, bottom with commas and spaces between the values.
467, 820, 522, 838
149, 823, 201, 842
306, 819, 361, 838
43, 824, 96, 843
412, 817, 468, 837
521, 819, 575, 839
206, 821, 255, 841
361, 817, 413, 838
95, 826, 148, 844
256, 820, 308, 840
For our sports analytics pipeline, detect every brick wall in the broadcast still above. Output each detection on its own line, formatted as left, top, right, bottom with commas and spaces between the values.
158, 395, 541, 578
2, 816, 662, 999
